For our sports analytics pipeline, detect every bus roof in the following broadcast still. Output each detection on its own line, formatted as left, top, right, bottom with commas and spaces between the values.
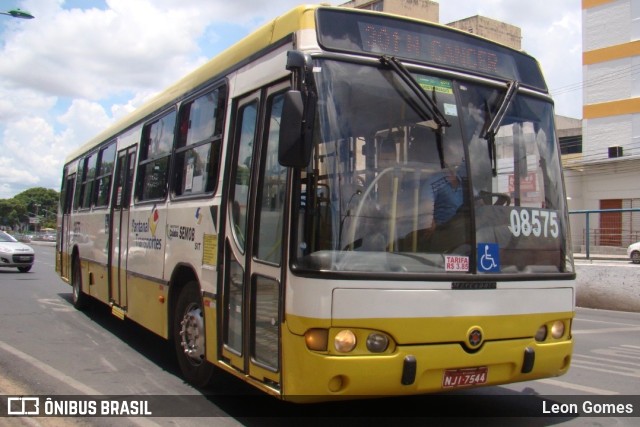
64, 4, 319, 163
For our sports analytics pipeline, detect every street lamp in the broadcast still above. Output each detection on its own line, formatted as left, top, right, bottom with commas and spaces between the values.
0, 8, 34, 19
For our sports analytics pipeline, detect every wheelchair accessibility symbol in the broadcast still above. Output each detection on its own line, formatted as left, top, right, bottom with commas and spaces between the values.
478, 243, 500, 272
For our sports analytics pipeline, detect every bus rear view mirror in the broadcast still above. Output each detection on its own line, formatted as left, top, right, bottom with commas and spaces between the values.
279, 90, 312, 168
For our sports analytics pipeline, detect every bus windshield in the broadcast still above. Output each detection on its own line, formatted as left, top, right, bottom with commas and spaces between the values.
292, 59, 572, 275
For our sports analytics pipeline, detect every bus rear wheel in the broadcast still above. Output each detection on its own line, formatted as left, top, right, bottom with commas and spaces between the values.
71, 257, 89, 310
173, 282, 215, 388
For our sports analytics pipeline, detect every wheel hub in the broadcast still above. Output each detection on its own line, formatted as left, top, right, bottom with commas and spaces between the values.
179, 304, 205, 365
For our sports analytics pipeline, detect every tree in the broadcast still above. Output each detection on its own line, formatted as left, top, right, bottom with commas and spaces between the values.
1, 187, 60, 231
0, 199, 27, 229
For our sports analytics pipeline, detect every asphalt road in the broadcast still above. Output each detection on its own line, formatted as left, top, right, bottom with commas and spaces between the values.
0, 245, 638, 426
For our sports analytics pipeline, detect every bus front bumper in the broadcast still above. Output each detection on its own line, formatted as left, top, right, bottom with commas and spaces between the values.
281, 334, 573, 401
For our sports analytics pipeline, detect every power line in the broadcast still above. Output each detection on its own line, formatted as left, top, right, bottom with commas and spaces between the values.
550, 63, 640, 97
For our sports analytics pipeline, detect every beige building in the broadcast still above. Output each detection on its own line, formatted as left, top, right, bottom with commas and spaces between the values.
340, 0, 439, 22
340, 1, 521, 50
447, 15, 521, 50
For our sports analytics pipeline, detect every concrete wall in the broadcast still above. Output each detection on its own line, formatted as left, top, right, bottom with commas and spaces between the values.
447, 15, 521, 50
583, 0, 630, 50
340, 0, 439, 22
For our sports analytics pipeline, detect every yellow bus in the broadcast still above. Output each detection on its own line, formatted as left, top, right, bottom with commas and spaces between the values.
56, 4, 575, 401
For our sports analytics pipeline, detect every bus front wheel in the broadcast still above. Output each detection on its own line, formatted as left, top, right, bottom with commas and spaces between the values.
173, 282, 215, 388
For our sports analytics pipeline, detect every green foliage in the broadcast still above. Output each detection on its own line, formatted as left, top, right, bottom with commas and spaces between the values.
0, 187, 60, 230
0, 199, 27, 228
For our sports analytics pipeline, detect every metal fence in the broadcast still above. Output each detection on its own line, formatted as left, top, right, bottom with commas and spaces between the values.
569, 208, 640, 258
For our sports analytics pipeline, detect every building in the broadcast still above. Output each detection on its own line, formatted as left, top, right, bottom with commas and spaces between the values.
340, 1, 521, 49
340, 0, 439, 22
564, 0, 640, 250
447, 15, 521, 50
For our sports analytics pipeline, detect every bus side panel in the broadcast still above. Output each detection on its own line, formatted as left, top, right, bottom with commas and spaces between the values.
163, 196, 222, 358
164, 203, 212, 287
124, 203, 168, 334
86, 260, 109, 303
203, 294, 218, 364
73, 211, 108, 304
84, 210, 110, 304
125, 273, 169, 338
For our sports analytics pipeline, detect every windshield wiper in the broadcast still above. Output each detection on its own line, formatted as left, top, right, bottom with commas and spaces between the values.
483, 80, 519, 139
483, 80, 519, 176
380, 55, 451, 131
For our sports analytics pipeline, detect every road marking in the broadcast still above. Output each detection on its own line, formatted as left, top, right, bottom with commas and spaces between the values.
569, 345, 640, 379
573, 326, 640, 335
576, 317, 640, 327
577, 353, 640, 366
99, 356, 118, 372
37, 298, 75, 313
0, 340, 159, 427
569, 361, 640, 379
592, 345, 640, 360
0, 340, 97, 395
537, 378, 619, 395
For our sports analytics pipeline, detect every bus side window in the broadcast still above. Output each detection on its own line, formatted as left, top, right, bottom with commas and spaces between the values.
173, 85, 226, 196
79, 152, 98, 210
136, 110, 176, 202
94, 142, 116, 208
73, 159, 85, 211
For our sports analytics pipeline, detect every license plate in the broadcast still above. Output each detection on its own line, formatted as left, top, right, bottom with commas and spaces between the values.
18, 256, 31, 261
442, 367, 488, 388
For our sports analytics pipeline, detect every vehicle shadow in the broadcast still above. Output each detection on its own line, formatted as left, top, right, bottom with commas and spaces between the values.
58, 292, 181, 377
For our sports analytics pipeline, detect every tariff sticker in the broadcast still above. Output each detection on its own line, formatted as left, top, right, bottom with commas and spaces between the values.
445, 255, 469, 272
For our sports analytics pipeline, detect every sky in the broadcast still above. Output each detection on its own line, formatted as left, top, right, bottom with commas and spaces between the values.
0, 0, 582, 199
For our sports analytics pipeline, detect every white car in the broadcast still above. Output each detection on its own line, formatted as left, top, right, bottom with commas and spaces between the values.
628, 241, 640, 264
0, 231, 35, 272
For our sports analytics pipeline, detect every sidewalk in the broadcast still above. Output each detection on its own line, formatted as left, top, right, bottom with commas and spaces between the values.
574, 253, 629, 262
28, 240, 56, 247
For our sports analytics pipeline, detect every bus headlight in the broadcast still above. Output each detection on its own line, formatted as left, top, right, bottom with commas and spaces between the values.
366, 333, 389, 353
535, 325, 547, 342
334, 330, 357, 353
551, 321, 565, 339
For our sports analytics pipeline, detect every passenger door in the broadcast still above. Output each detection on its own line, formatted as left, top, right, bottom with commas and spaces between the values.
221, 83, 288, 387
58, 170, 76, 279
108, 147, 136, 308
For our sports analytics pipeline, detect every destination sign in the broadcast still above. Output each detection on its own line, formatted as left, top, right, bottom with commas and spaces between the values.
316, 8, 547, 92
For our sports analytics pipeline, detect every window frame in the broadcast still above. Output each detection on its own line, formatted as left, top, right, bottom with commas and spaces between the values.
171, 83, 227, 200
73, 159, 85, 211
254, 90, 287, 266
93, 141, 117, 209
78, 151, 98, 210
135, 108, 177, 203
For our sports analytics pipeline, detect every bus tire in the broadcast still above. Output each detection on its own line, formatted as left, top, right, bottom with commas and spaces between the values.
71, 257, 89, 311
173, 282, 215, 388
